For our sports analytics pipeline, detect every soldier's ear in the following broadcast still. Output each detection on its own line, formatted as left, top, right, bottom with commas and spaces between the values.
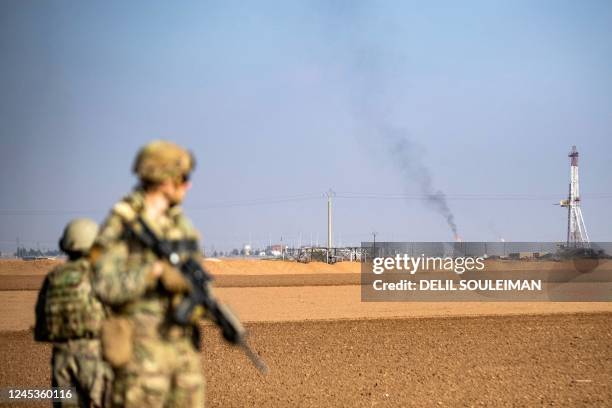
89, 244, 103, 265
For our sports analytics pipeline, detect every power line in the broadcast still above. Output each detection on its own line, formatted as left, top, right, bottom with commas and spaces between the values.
189, 193, 323, 210
335, 192, 612, 201
0, 192, 610, 216
0, 193, 324, 215
0, 209, 106, 215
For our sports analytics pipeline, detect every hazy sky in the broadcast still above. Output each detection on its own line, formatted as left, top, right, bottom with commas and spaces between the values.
1, 0, 611, 253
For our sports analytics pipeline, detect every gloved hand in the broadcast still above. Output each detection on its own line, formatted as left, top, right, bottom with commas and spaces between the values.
159, 261, 191, 293
145, 261, 164, 289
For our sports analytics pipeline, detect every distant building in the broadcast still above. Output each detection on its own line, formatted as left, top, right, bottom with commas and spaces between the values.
266, 245, 282, 257
508, 252, 548, 260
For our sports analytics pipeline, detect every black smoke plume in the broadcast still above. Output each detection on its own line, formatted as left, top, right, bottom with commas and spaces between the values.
382, 124, 459, 239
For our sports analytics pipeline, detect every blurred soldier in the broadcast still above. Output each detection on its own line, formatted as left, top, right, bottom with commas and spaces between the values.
34, 218, 112, 408
91, 140, 205, 407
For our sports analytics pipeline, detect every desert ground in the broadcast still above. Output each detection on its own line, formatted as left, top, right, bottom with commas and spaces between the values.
0, 259, 611, 407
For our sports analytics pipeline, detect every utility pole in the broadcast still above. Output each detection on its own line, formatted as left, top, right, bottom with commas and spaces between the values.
326, 189, 335, 263
327, 189, 335, 250
372, 231, 377, 257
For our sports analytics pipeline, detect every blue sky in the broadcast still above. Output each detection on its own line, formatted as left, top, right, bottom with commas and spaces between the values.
1, 1, 611, 252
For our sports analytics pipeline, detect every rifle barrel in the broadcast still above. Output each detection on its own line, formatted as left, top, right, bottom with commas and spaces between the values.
240, 340, 269, 375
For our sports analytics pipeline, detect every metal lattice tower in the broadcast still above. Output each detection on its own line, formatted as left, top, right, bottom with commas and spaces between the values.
559, 146, 590, 246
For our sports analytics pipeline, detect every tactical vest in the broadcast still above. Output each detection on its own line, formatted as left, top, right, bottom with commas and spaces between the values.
96, 191, 203, 324
35, 259, 106, 342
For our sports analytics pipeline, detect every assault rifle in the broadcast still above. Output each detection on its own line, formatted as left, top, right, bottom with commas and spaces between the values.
127, 216, 269, 375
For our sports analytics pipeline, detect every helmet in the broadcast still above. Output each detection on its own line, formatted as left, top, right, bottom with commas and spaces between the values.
59, 218, 99, 254
132, 140, 195, 183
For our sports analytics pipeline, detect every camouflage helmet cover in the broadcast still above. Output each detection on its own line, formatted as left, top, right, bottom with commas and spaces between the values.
132, 140, 195, 183
59, 218, 99, 253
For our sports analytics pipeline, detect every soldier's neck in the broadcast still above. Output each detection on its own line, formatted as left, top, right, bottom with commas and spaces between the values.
143, 190, 170, 220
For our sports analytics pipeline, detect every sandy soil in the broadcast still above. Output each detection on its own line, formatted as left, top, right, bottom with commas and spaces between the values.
2, 287, 611, 331
0, 273, 362, 291
0, 259, 362, 276
1, 259, 611, 406
1, 314, 610, 407
3, 258, 609, 276
0, 260, 61, 276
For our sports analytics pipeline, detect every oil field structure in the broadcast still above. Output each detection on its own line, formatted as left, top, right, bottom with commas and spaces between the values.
289, 189, 364, 264
558, 145, 590, 247
284, 145, 595, 264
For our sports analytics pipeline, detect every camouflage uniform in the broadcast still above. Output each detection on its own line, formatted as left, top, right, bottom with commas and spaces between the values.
35, 256, 112, 408
93, 190, 205, 408
52, 338, 111, 408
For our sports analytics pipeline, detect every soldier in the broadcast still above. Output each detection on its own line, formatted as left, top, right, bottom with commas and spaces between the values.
91, 140, 205, 407
34, 218, 112, 408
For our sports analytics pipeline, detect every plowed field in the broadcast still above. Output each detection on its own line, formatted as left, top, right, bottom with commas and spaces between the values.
1, 260, 610, 407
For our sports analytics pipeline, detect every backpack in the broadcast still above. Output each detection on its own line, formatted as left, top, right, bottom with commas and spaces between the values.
34, 259, 105, 342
